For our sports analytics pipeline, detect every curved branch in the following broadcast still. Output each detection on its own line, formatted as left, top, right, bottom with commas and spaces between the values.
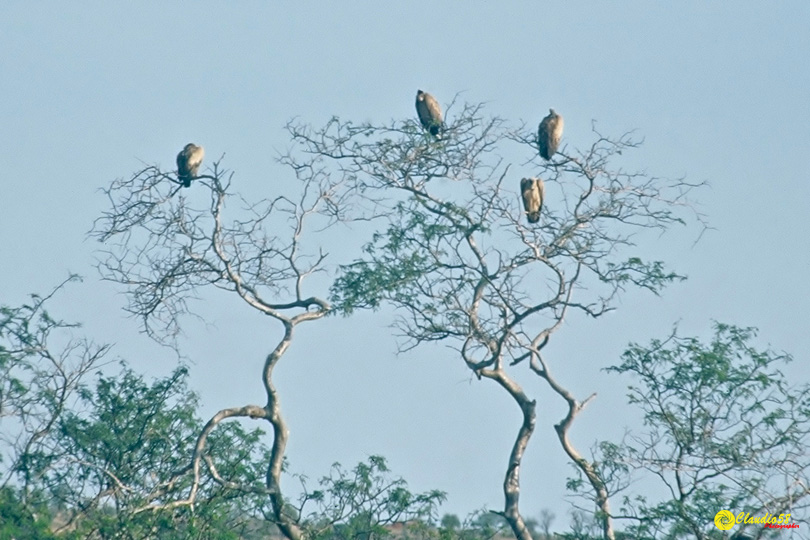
530, 352, 614, 540
480, 368, 537, 540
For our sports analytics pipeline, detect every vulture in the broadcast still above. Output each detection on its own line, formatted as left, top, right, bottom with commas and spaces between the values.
415, 90, 443, 138
177, 143, 204, 188
520, 177, 545, 224
537, 109, 563, 160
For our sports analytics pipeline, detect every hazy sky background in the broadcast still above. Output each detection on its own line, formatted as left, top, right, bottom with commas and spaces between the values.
2, 2, 809, 528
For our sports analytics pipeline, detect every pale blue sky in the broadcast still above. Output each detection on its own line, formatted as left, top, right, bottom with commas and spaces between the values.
1, 2, 809, 526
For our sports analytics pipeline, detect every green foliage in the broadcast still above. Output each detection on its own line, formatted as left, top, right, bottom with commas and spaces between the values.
569, 323, 810, 539
331, 212, 440, 314
430, 510, 514, 540
331, 205, 475, 327
300, 455, 447, 540
601, 257, 685, 295
50, 365, 270, 539
0, 487, 62, 540
0, 289, 274, 539
610, 322, 799, 457
556, 510, 602, 540
57, 365, 197, 494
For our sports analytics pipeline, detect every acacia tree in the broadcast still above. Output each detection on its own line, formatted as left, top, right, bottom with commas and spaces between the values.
570, 323, 810, 540
91, 157, 348, 538
0, 283, 275, 539
294, 455, 446, 539
281, 99, 704, 539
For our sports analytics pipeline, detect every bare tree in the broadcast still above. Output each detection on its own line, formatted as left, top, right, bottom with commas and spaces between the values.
282, 99, 705, 539
92, 158, 343, 539
539, 508, 555, 539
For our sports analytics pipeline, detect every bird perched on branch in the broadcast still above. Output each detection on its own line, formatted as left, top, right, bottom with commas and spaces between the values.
520, 177, 545, 224
176, 143, 204, 188
537, 109, 563, 160
415, 90, 443, 138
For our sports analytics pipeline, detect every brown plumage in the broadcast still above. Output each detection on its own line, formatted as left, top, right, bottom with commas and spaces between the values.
177, 143, 204, 188
520, 177, 545, 224
415, 90, 443, 138
537, 109, 563, 160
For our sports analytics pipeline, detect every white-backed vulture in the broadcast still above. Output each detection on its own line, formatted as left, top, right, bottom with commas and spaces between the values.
520, 177, 545, 224
537, 109, 563, 160
177, 143, 204, 188
415, 90, 443, 138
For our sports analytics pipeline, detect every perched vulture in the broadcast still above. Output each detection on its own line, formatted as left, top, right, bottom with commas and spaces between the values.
520, 177, 545, 224
177, 143, 204, 188
415, 90, 443, 138
537, 109, 563, 160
